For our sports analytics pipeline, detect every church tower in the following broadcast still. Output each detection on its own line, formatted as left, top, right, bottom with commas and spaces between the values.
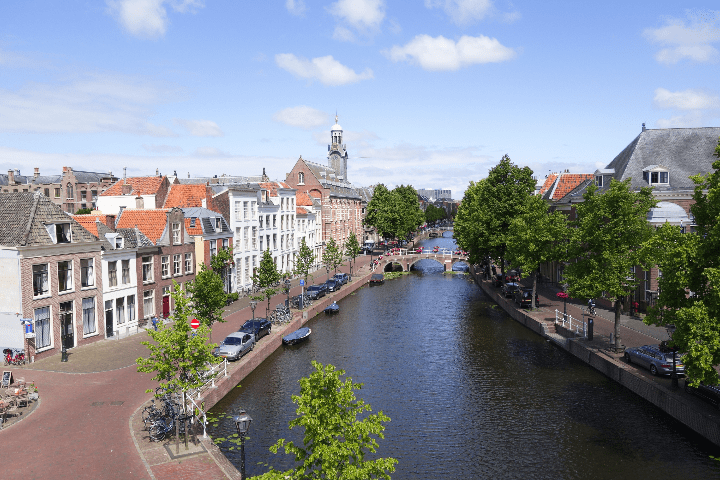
327, 114, 349, 183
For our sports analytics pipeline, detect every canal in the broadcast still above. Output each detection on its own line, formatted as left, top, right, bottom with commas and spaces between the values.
209, 233, 720, 479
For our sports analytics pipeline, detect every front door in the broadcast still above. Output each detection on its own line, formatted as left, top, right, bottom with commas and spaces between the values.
105, 300, 114, 337
59, 301, 74, 349
162, 295, 170, 318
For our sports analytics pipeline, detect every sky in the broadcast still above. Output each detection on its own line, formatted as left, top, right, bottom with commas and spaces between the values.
1, 1, 719, 199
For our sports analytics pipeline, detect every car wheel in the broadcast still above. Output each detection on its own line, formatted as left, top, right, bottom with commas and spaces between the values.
650, 364, 658, 376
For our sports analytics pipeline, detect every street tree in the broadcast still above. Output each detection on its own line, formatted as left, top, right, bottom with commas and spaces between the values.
563, 178, 656, 352
251, 361, 397, 480
322, 238, 342, 280
209, 246, 234, 294
293, 237, 315, 285
455, 155, 535, 278
364, 184, 424, 242
186, 264, 226, 326
252, 249, 282, 316
344, 231, 361, 277
425, 204, 446, 224
507, 194, 569, 308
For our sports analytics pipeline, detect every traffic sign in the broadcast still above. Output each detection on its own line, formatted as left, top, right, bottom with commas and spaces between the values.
299, 279, 305, 286
190, 318, 200, 329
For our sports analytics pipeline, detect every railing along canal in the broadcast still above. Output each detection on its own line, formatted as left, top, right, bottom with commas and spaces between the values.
555, 309, 586, 337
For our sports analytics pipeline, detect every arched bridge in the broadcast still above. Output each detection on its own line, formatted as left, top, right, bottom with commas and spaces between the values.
371, 248, 469, 273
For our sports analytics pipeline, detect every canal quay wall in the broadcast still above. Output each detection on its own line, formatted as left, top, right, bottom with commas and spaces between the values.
468, 265, 720, 447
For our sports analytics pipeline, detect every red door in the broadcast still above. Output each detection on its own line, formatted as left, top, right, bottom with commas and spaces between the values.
162, 295, 170, 318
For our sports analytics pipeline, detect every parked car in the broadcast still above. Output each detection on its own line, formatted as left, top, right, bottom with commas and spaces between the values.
624, 344, 685, 376
685, 380, 720, 409
514, 288, 539, 308
238, 318, 271, 340
325, 279, 341, 292
334, 273, 350, 285
214, 332, 255, 361
307, 284, 327, 300
493, 274, 504, 287
501, 282, 520, 298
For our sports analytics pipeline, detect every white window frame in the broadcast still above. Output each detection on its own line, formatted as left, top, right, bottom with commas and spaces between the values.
161, 256, 170, 278
108, 260, 118, 287
143, 290, 155, 318
82, 297, 97, 337
185, 253, 193, 274
142, 256, 154, 283
33, 263, 50, 298
172, 223, 181, 244
81, 259, 94, 288
122, 259, 130, 284
58, 260, 73, 293
173, 254, 181, 276
34, 306, 52, 351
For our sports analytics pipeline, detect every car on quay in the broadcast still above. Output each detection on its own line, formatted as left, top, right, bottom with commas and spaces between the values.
238, 318, 272, 340
214, 332, 255, 361
514, 288, 539, 308
307, 284, 327, 300
334, 273, 350, 285
684, 380, 720, 409
624, 344, 685, 376
501, 282, 520, 298
325, 279, 341, 292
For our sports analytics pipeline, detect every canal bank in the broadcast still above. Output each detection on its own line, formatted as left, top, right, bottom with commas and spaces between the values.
468, 264, 720, 447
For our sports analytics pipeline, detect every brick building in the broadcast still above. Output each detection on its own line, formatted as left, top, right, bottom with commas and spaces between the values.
97, 175, 174, 214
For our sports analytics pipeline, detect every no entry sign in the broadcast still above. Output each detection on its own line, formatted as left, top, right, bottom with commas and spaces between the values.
190, 318, 200, 329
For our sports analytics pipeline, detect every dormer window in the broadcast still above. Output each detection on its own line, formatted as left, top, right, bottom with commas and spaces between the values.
298, 172, 305, 185
46, 223, 72, 244
214, 217, 221, 230
642, 165, 669, 185
595, 175, 603, 187
115, 236, 124, 249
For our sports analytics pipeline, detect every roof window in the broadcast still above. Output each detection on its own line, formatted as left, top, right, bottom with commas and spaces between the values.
642, 165, 669, 185
46, 223, 72, 244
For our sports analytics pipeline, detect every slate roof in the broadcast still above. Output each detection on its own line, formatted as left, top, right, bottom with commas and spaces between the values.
0, 169, 113, 187
164, 184, 207, 208
180, 207, 231, 237
102, 177, 166, 196
115, 208, 170, 243
0, 192, 99, 247
71, 170, 116, 183
301, 159, 361, 199
177, 175, 264, 185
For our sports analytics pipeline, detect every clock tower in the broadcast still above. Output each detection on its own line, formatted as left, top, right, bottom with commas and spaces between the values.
328, 114, 349, 183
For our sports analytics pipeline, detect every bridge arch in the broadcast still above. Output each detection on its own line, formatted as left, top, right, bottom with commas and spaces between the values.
409, 257, 444, 271
383, 261, 405, 273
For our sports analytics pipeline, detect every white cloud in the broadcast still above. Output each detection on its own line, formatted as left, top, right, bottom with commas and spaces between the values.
643, 11, 720, 65
655, 111, 710, 129
193, 146, 230, 157
275, 54, 373, 86
328, 0, 385, 41
173, 118, 224, 137
333, 26, 356, 42
142, 144, 184, 153
654, 88, 720, 110
106, 0, 205, 39
425, 0, 493, 26
385, 34, 515, 71
273, 106, 328, 129
286, 0, 306, 16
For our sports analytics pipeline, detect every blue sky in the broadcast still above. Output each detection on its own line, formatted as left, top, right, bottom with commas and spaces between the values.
1, 1, 719, 198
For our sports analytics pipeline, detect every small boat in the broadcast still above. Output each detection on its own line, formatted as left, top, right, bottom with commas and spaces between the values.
370, 273, 385, 285
324, 302, 339, 314
283, 327, 311, 345
429, 232, 439, 238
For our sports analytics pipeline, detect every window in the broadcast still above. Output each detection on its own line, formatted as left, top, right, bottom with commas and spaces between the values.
259, 237, 263, 251
244, 201, 249, 219
251, 201, 256, 217
244, 258, 249, 285
273, 215, 277, 228
235, 201, 242, 221
298, 172, 305, 184
173, 254, 181, 275
46, 223, 72, 244
44, 188, 50, 197
595, 175, 603, 187
66, 184, 73, 199
161, 256, 170, 278
142, 256, 153, 283
116, 297, 125, 325
210, 240, 217, 257
58, 260, 73, 292
143, 290, 154, 317
34, 306, 51, 349
108, 261, 118, 287
273, 234, 277, 250
252, 227, 257, 249
54, 188, 61, 198
214, 217, 222, 230
80, 190, 87, 201
122, 260, 130, 284
185, 253, 193, 274
643, 167, 670, 185
127, 295, 136, 322
33, 264, 49, 297
259, 216, 264, 228
81, 258, 94, 287
172, 223, 181, 244
105, 301, 113, 334
91, 190, 97, 201
115, 236, 124, 249
222, 238, 229, 249
244, 228, 249, 248
82, 297, 96, 335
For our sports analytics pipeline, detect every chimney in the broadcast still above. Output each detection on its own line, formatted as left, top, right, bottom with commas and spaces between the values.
135, 195, 145, 209
105, 215, 116, 229
642, 123, 646, 132
7, 169, 14, 185
121, 183, 132, 195
34, 167, 40, 179
156, 168, 159, 176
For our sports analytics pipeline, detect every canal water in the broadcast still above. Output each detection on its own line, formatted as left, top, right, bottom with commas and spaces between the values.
209, 232, 720, 479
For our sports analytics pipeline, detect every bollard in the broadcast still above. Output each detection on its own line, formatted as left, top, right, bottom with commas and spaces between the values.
587, 317, 593, 341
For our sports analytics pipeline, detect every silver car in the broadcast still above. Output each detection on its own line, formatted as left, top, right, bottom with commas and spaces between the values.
214, 332, 255, 361
624, 344, 685, 376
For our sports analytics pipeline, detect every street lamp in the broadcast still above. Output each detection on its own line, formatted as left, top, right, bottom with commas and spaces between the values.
250, 300, 257, 321
666, 324, 679, 390
234, 410, 253, 479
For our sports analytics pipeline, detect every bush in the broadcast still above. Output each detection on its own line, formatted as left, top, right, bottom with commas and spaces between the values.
226, 292, 239, 304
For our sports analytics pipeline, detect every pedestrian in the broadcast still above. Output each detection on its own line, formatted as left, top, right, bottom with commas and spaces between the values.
152, 316, 158, 331
491, 264, 497, 276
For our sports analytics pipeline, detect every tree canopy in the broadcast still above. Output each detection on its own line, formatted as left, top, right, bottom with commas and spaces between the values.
252, 249, 282, 316
424, 204, 446, 224
293, 237, 315, 284
364, 184, 424, 241
186, 264, 226, 326
322, 238, 343, 280
344, 231, 361, 277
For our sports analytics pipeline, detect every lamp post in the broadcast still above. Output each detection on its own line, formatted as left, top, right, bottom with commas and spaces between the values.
250, 300, 257, 321
234, 410, 253, 479
666, 324, 679, 390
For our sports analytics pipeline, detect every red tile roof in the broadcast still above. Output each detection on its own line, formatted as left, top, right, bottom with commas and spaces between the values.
550, 173, 593, 200
116, 209, 169, 243
308, 190, 322, 198
296, 207, 308, 215
72, 215, 104, 237
164, 184, 206, 208
102, 177, 166, 196
538, 174, 557, 196
296, 191, 313, 206
184, 217, 203, 236
259, 181, 291, 197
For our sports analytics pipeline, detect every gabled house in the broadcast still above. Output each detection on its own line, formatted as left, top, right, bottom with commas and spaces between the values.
0, 192, 105, 360
96, 175, 174, 214
182, 207, 233, 292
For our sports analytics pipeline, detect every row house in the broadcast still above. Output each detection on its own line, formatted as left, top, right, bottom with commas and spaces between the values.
0, 167, 117, 213
181, 207, 233, 292
0, 192, 105, 361
96, 175, 174, 213
296, 191, 322, 268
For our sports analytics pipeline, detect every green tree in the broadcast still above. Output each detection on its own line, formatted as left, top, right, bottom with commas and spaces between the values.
455, 155, 535, 276
507, 195, 568, 308
293, 237, 315, 285
252, 249, 282, 316
74, 207, 93, 215
364, 184, 424, 242
344, 231, 361, 277
564, 178, 656, 352
425, 204, 446, 224
209, 246, 234, 294
364, 184, 394, 240
322, 238, 342, 280
186, 264, 226, 326
252, 361, 397, 480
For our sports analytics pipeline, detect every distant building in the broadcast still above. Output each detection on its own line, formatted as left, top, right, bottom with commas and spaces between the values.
417, 188, 452, 201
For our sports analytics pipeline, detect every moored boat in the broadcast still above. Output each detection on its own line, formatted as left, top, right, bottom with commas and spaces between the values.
324, 302, 339, 314
282, 327, 311, 345
370, 273, 385, 285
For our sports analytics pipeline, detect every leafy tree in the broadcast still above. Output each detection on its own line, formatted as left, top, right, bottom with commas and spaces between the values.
425, 204, 446, 224
322, 238, 343, 280
293, 237, 315, 285
252, 249, 282, 316
186, 264, 226, 326
74, 207, 93, 215
364, 184, 424, 242
507, 195, 568, 308
364, 184, 394, 239
252, 361, 397, 480
454, 155, 535, 277
344, 231, 361, 277
564, 178, 655, 352
209, 246, 234, 294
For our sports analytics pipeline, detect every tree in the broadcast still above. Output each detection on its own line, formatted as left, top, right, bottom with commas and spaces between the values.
252, 361, 397, 480
186, 264, 226, 326
507, 195, 568, 308
322, 238, 342, 280
454, 155, 535, 277
563, 178, 656, 352
74, 208, 93, 215
344, 232, 361, 277
364, 184, 424, 242
645, 143, 720, 385
252, 249, 282, 316
209, 246, 234, 294
293, 237, 315, 285
425, 204, 446, 224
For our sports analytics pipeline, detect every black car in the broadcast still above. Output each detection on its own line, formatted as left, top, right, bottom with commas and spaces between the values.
514, 288, 539, 308
238, 318, 272, 340
334, 273, 350, 285
685, 380, 720, 409
501, 282, 520, 298
325, 279, 341, 292
307, 284, 327, 299
492, 274, 504, 287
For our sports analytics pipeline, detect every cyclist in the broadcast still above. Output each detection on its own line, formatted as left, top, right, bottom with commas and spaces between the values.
588, 299, 596, 316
